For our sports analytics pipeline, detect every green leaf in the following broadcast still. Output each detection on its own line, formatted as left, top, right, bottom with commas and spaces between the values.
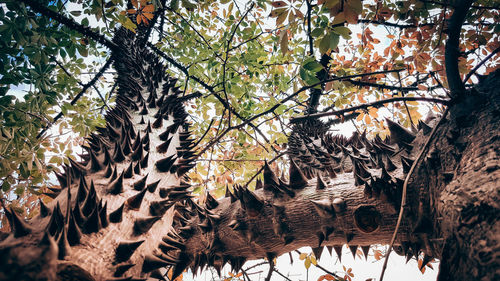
81, 17, 89, 26
311, 27, 324, 37
303, 60, 323, 72
332, 26, 351, 39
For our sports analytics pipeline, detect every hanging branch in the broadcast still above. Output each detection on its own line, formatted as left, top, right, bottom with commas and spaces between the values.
37, 58, 114, 138
20, 0, 119, 51
444, 0, 474, 99
379, 107, 450, 281
291, 96, 449, 123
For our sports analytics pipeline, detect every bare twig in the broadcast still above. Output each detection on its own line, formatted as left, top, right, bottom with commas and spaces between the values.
379, 107, 450, 281
292, 96, 449, 123
463, 46, 500, 84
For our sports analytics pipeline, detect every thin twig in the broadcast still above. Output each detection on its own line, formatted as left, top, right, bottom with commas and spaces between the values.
292, 96, 449, 123
243, 152, 286, 187
463, 46, 500, 84
264, 260, 275, 281
273, 269, 292, 281
37, 57, 114, 138
20, 0, 118, 51
379, 107, 450, 281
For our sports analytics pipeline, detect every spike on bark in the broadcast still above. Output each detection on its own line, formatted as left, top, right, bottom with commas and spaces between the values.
155, 155, 176, 172
127, 188, 147, 210
310, 199, 335, 218
133, 216, 161, 235
113, 263, 135, 277
56, 227, 71, 260
333, 245, 343, 262
142, 255, 170, 273
386, 118, 416, 146
115, 240, 144, 263
123, 162, 134, 178
316, 174, 327, 190
82, 204, 101, 234
39, 198, 51, 217
67, 212, 82, 246
263, 161, 280, 192
109, 203, 125, 223
147, 179, 160, 193
8, 207, 32, 237
361, 245, 370, 260
349, 245, 358, 259
289, 159, 308, 189
133, 174, 149, 191
108, 171, 124, 194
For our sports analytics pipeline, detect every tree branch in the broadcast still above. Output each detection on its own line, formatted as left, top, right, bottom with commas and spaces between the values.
291, 96, 449, 123
444, 0, 474, 99
20, 0, 119, 51
37, 57, 114, 138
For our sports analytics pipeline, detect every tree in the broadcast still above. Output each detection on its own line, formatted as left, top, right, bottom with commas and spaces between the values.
0, 0, 498, 281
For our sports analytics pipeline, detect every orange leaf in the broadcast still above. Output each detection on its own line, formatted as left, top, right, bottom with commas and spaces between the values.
143, 12, 154, 20
142, 4, 155, 13
127, 8, 137, 14
136, 14, 143, 24
317, 274, 336, 281
131, 0, 138, 8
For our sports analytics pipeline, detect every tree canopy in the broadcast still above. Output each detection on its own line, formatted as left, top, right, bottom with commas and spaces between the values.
0, 0, 498, 279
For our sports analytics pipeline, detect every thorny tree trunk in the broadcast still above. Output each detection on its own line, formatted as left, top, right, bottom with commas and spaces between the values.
0, 13, 499, 281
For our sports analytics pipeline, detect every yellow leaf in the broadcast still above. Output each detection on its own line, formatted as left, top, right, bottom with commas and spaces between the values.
299, 253, 307, 260
310, 255, 317, 265
305, 257, 311, 269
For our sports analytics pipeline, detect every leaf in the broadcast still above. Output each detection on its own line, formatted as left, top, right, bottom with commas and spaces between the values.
271, 1, 287, 8
276, 9, 289, 26
332, 26, 351, 39
319, 33, 339, 54
304, 257, 311, 269
142, 4, 155, 13
317, 274, 336, 281
303, 60, 323, 72
310, 255, 317, 265
269, 8, 287, 18
280, 29, 288, 55
299, 253, 307, 260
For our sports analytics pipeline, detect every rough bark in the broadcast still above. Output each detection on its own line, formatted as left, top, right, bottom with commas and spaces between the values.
0, 14, 499, 281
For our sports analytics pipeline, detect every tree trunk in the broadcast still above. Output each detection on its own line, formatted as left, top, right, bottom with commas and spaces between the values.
0, 26, 498, 281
